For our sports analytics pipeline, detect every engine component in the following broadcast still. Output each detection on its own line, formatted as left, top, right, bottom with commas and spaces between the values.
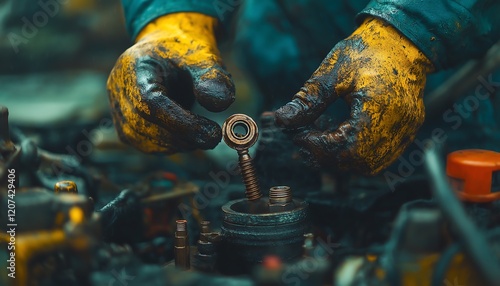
219, 187, 309, 274
335, 201, 489, 286
0, 186, 96, 286
427, 147, 500, 286
446, 149, 500, 202
0, 106, 16, 159
0, 105, 99, 199
54, 180, 79, 194
217, 114, 310, 274
0, 106, 20, 186
193, 221, 219, 273
268, 185, 295, 212
425, 40, 500, 119
222, 113, 262, 201
174, 220, 190, 270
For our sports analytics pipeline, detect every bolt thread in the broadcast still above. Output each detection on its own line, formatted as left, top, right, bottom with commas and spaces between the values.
269, 186, 292, 204
176, 220, 187, 232
238, 151, 262, 201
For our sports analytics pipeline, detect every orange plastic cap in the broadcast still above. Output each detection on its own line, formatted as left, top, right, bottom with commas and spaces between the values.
446, 149, 500, 203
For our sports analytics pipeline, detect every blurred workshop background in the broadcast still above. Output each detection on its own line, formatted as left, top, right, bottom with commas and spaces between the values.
2, 2, 500, 285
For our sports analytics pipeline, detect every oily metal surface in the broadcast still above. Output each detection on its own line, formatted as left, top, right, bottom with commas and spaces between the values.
219, 197, 309, 274
222, 198, 308, 226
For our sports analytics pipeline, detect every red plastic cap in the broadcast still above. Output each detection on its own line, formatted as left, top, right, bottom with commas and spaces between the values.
446, 149, 500, 203
262, 255, 282, 270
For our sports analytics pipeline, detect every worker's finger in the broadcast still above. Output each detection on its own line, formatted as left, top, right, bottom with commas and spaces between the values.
188, 64, 235, 112
110, 95, 196, 154
291, 94, 371, 172
134, 57, 222, 150
275, 49, 346, 128
293, 89, 422, 175
294, 121, 360, 168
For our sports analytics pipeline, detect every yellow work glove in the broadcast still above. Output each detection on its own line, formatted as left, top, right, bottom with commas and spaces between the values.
275, 17, 434, 175
107, 13, 234, 154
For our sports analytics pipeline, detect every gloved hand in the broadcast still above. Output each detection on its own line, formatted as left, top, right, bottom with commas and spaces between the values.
275, 17, 434, 175
107, 13, 234, 154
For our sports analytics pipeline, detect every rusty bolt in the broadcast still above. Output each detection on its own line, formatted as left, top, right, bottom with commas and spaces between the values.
222, 114, 262, 201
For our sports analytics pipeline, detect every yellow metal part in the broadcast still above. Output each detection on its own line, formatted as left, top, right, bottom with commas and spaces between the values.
69, 206, 85, 224
338, 252, 485, 285
402, 253, 485, 286
371, 252, 485, 286
0, 206, 90, 286
54, 180, 78, 194
1, 230, 65, 286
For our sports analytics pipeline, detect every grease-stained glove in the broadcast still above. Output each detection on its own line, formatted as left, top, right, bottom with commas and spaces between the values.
107, 13, 234, 154
275, 17, 434, 175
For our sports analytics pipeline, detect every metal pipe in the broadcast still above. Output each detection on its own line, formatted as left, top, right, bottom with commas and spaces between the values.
425, 40, 500, 119
174, 220, 190, 270
425, 147, 500, 285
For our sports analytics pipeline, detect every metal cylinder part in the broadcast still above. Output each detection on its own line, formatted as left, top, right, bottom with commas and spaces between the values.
269, 186, 292, 204
0, 106, 9, 142
0, 106, 16, 156
200, 220, 210, 235
219, 197, 309, 274
174, 220, 190, 270
54, 180, 79, 194
193, 221, 219, 272
200, 220, 211, 243
198, 221, 213, 252
268, 186, 295, 212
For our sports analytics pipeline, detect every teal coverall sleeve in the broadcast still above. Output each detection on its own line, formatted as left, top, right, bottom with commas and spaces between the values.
122, 0, 500, 69
121, 0, 238, 40
358, 0, 500, 69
